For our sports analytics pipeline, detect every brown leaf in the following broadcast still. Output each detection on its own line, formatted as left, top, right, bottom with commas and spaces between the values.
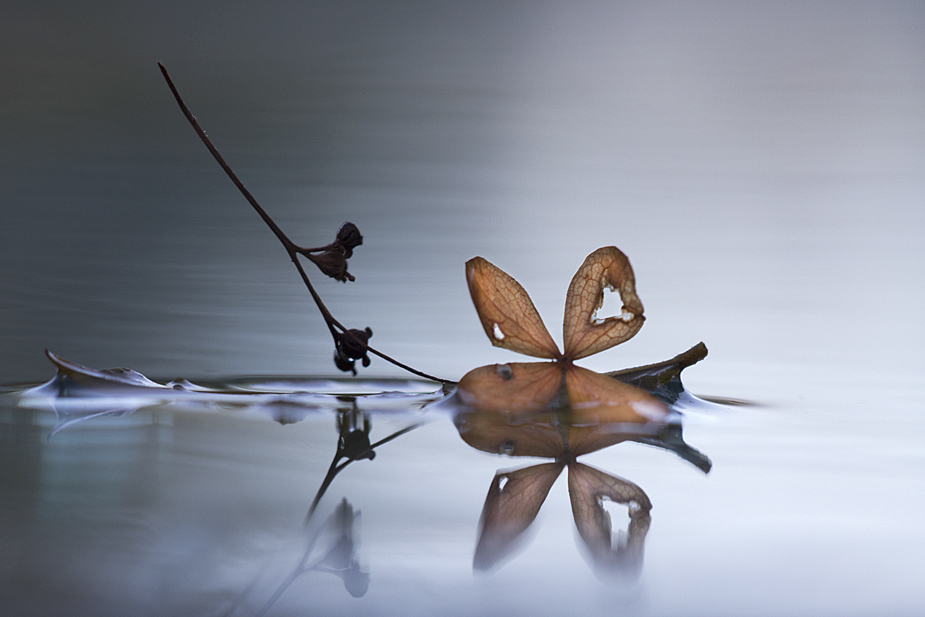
454, 363, 670, 458
474, 462, 564, 570
466, 257, 560, 359
562, 246, 645, 360
567, 462, 651, 577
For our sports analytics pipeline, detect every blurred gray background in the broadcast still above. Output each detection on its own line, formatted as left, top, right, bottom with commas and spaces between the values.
2, 1, 923, 394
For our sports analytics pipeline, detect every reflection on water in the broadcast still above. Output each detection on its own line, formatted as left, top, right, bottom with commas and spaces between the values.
255, 498, 369, 616
306, 402, 420, 518
251, 403, 422, 613
449, 344, 710, 578
2, 343, 711, 614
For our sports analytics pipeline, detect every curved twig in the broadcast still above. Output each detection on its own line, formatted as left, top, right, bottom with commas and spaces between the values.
158, 62, 450, 384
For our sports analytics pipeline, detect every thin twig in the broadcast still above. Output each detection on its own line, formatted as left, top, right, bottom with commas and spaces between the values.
157, 62, 450, 384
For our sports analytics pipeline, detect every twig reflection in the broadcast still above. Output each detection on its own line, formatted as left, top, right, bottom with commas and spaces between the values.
306, 400, 421, 520
246, 404, 420, 615
255, 499, 368, 617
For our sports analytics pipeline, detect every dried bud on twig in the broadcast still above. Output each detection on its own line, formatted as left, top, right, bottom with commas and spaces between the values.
333, 327, 373, 375
334, 222, 363, 258
308, 250, 354, 282
303, 222, 362, 282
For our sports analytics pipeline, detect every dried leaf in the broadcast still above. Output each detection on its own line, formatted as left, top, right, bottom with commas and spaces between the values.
606, 342, 708, 406
473, 463, 564, 570
563, 246, 645, 360
568, 462, 651, 577
466, 257, 560, 359
454, 363, 670, 457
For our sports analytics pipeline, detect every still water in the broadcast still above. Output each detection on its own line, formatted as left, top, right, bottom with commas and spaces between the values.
2, 345, 923, 617
2, 2, 924, 616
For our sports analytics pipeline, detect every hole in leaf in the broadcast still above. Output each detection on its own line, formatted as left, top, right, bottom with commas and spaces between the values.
599, 496, 631, 546
592, 284, 626, 326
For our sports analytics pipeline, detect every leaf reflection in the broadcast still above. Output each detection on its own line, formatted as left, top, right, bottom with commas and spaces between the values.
567, 463, 651, 577
454, 355, 709, 578
474, 462, 564, 570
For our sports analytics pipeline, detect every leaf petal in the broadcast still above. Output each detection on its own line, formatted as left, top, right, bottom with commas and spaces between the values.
456, 362, 563, 414
564, 365, 669, 425
466, 257, 560, 359
473, 462, 564, 570
563, 365, 669, 455
562, 246, 645, 360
